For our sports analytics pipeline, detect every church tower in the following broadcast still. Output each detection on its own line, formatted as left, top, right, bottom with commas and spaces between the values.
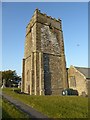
22, 9, 68, 95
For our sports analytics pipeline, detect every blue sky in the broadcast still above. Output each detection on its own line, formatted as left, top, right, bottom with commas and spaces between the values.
0, 2, 2, 71
2, 2, 88, 76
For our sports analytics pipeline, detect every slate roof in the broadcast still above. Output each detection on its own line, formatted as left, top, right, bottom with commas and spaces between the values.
75, 67, 90, 79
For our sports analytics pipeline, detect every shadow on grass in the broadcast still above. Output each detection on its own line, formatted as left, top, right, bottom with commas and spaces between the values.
14, 89, 30, 95
2, 108, 11, 118
14, 89, 21, 94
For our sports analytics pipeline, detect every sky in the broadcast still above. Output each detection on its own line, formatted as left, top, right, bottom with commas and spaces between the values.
0, 2, 2, 71
2, 2, 88, 76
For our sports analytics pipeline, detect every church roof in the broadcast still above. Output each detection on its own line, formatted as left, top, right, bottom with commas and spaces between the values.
75, 67, 90, 79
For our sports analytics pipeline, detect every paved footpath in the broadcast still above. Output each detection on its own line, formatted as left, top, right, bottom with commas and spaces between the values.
2, 93, 49, 119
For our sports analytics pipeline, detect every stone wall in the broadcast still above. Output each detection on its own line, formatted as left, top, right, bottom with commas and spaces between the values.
22, 9, 68, 95
68, 66, 88, 96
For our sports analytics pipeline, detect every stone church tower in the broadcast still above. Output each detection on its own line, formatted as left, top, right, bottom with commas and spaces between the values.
22, 9, 68, 95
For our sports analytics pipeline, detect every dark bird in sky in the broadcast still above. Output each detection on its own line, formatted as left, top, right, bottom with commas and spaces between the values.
77, 44, 80, 46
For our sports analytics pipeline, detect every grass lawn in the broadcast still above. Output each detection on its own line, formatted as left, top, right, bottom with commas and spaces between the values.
3, 88, 88, 118
0, 96, 2, 120
2, 97, 30, 119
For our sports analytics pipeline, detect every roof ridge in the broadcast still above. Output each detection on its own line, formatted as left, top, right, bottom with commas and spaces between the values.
74, 66, 90, 69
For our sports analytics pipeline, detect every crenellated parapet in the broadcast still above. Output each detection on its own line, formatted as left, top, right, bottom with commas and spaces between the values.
26, 8, 62, 37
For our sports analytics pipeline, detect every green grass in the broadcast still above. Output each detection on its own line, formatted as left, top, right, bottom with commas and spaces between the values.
0, 96, 2, 120
3, 88, 88, 118
2, 97, 30, 118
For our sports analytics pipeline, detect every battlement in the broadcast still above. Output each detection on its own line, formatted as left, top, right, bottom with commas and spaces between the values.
26, 8, 62, 31
34, 8, 61, 22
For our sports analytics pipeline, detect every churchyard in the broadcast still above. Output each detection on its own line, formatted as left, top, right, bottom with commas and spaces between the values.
2, 88, 88, 118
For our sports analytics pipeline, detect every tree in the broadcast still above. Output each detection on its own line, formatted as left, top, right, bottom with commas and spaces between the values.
2, 70, 21, 87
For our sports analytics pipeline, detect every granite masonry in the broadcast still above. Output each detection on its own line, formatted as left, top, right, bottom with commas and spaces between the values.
21, 9, 68, 95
